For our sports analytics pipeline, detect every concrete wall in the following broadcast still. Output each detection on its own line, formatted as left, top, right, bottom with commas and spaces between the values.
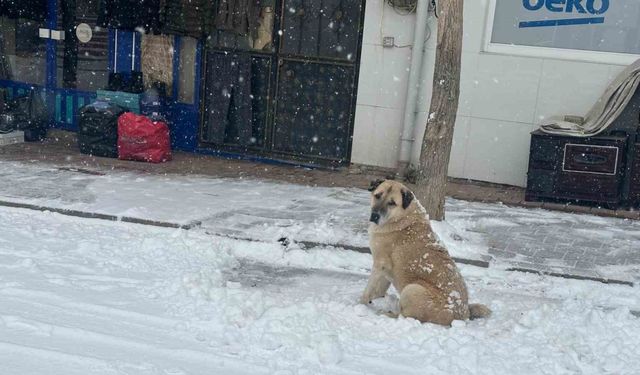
350, 0, 416, 169
351, 0, 631, 187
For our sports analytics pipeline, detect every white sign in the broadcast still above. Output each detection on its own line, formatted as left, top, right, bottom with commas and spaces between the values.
76, 23, 93, 44
490, 0, 640, 55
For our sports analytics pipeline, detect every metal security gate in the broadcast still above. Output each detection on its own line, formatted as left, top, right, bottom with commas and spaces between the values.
200, 0, 364, 165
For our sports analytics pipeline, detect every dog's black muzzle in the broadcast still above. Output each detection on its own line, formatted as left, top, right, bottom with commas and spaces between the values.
369, 211, 380, 224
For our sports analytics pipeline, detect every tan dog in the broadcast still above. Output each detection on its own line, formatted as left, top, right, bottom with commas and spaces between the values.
361, 180, 491, 326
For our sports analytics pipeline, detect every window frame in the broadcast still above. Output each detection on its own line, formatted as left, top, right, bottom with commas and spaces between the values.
172, 35, 199, 105
0, 16, 48, 86
483, 0, 640, 66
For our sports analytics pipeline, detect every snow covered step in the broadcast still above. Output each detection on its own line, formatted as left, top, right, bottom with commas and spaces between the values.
0, 131, 24, 146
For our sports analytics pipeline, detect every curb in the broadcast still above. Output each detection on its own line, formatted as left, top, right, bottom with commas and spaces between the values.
0, 199, 634, 288
0, 200, 202, 230
506, 267, 634, 287
460, 198, 640, 221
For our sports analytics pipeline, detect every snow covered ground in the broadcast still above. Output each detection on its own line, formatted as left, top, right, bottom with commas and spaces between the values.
2, 206, 640, 375
3, 160, 640, 284
0, 160, 487, 262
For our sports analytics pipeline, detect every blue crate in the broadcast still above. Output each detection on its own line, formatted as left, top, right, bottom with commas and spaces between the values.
96, 90, 142, 114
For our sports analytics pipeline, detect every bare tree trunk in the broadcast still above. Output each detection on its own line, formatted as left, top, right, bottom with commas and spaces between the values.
414, 0, 464, 221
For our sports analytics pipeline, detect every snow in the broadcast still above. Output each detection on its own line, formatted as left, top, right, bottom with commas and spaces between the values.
0, 161, 487, 262
1, 205, 640, 374
5, 160, 640, 283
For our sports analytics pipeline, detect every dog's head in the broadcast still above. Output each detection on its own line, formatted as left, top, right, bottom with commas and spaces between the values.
368, 179, 414, 226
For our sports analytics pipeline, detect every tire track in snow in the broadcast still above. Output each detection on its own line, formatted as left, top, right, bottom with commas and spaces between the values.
0, 340, 264, 375
0, 342, 121, 374
0, 287, 179, 328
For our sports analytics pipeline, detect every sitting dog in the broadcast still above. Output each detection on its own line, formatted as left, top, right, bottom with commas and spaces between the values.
361, 179, 491, 326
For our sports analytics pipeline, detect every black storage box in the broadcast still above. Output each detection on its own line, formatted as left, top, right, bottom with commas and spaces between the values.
526, 130, 627, 206
129, 71, 144, 94
107, 73, 126, 91
77, 102, 125, 158
107, 72, 145, 94
629, 143, 640, 206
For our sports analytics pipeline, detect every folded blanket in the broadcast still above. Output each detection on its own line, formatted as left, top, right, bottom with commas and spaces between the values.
540, 58, 640, 137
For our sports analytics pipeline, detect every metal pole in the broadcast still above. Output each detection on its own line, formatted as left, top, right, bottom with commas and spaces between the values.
397, 0, 430, 173
114, 30, 118, 71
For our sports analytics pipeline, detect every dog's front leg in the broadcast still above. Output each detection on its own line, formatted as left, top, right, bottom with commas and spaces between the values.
360, 265, 391, 304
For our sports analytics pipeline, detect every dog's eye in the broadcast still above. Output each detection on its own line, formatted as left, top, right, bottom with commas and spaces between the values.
374, 193, 382, 199
388, 201, 396, 207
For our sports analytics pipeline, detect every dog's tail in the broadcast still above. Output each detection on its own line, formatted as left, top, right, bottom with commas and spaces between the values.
469, 303, 492, 320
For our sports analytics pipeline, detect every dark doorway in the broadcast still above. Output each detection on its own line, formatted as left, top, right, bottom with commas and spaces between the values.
200, 0, 364, 165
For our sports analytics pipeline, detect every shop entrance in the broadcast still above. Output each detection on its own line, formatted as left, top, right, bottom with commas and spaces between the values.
200, 0, 364, 165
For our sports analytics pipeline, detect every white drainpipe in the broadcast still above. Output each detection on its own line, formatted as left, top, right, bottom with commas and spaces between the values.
397, 0, 430, 173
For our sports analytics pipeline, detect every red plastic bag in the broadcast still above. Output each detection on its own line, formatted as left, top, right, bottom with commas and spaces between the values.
117, 112, 171, 163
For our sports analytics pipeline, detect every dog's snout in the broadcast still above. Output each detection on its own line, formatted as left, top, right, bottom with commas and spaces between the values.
369, 211, 381, 224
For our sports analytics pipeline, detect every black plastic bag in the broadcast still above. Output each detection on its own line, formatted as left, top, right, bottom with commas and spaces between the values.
78, 102, 126, 158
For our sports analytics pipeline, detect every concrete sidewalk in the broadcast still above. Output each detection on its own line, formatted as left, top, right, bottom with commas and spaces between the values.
0, 145, 638, 284
2, 130, 638, 220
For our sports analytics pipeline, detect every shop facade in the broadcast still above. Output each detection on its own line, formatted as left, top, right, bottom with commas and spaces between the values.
0, 0, 202, 151
2, 0, 638, 188
351, 0, 638, 187
0, 0, 365, 165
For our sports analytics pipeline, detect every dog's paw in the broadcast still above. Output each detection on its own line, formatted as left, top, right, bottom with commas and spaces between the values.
379, 310, 399, 319
359, 295, 372, 305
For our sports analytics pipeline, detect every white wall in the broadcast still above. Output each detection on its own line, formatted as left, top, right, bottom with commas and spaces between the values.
350, 0, 416, 169
352, 0, 629, 187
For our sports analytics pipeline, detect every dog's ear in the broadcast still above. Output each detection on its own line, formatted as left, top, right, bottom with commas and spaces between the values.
368, 179, 385, 192
401, 189, 414, 209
